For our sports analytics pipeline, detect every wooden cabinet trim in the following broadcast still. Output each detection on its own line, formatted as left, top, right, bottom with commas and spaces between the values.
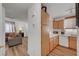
65, 16, 76, 19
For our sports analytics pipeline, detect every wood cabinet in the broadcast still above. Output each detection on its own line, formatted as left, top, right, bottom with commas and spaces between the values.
53, 36, 59, 48
41, 10, 50, 56
53, 21, 59, 29
49, 36, 59, 51
49, 39, 54, 51
69, 36, 77, 50
59, 20, 64, 29
53, 20, 64, 29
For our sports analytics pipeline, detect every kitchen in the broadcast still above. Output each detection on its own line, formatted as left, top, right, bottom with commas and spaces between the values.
41, 3, 77, 56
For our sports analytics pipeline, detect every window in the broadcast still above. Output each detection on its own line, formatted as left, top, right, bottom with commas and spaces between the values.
5, 21, 16, 33
64, 18, 76, 28
64, 29, 77, 35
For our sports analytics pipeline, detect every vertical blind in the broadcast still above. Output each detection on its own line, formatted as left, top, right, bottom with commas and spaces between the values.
5, 21, 16, 33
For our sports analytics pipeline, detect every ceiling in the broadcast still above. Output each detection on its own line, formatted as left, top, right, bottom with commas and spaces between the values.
43, 3, 75, 19
3, 3, 75, 21
3, 3, 33, 22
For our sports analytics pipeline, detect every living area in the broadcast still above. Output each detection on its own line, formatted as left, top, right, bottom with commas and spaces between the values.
3, 3, 28, 56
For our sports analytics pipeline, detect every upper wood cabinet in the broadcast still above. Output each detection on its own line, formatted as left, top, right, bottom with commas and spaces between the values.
59, 20, 64, 29
53, 21, 59, 29
53, 20, 64, 29
41, 10, 49, 25
53, 16, 76, 29
49, 36, 59, 52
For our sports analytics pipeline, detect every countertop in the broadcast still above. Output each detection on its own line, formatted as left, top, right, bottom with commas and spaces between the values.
49, 33, 78, 38
60, 34, 79, 37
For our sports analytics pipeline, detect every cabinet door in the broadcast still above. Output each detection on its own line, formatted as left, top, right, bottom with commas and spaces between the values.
69, 36, 77, 50
41, 25, 50, 56
53, 36, 59, 48
59, 20, 64, 29
49, 39, 54, 51
53, 21, 59, 29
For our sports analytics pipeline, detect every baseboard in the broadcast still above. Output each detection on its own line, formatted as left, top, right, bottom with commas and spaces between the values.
59, 45, 77, 51
47, 44, 59, 56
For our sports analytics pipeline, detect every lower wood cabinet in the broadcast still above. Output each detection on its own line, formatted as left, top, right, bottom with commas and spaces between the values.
58, 20, 64, 29
69, 36, 77, 50
53, 36, 59, 48
49, 36, 59, 51
49, 39, 53, 51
